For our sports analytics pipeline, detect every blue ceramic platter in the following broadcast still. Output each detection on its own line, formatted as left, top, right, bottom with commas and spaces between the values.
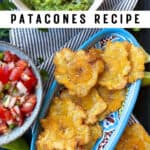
31, 28, 141, 150
0, 41, 43, 146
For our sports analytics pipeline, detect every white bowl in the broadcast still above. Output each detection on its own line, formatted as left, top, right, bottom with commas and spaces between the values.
12, 0, 104, 10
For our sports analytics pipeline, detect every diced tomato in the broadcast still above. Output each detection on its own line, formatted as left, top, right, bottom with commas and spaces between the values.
21, 73, 30, 81
21, 68, 37, 92
8, 62, 15, 70
21, 95, 36, 114
0, 123, 8, 134
9, 67, 23, 81
16, 60, 28, 70
28, 95, 37, 105
3, 51, 19, 63
0, 106, 13, 121
0, 66, 11, 84
3, 51, 12, 62
22, 77, 37, 92
23, 68, 34, 77
12, 54, 19, 62
4, 111, 13, 121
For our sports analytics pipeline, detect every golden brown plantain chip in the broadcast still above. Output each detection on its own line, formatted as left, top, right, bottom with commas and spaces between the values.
83, 123, 102, 150
60, 88, 107, 124
98, 41, 131, 90
128, 44, 146, 83
97, 86, 126, 120
54, 48, 104, 97
116, 123, 150, 150
86, 48, 103, 61
36, 97, 90, 150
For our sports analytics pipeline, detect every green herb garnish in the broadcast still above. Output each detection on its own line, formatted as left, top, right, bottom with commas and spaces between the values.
12, 88, 18, 94
3, 95, 8, 102
38, 28, 49, 32
9, 124, 16, 129
0, 52, 4, 60
40, 69, 49, 81
16, 101, 21, 106
4, 83, 11, 90
1, 137, 29, 150
132, 28, 141, 32
0, 29, 9, 39
0, 0, 16, 10
37, 57, 44, 65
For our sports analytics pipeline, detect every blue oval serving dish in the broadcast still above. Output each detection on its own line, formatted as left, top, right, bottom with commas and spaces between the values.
31, 28, 142, 150
0, 41, 43, 146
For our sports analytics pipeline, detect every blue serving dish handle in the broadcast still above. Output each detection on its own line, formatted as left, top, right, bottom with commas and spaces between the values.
31, 28, 141, 150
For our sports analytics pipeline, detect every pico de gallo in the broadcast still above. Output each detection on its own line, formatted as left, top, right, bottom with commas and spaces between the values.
0, 50, 37, 134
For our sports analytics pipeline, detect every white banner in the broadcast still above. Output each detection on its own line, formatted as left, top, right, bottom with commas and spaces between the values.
0, 11, 149, 28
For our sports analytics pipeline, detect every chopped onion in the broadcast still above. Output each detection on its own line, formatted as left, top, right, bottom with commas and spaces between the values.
16, 82, 27, 94
14, 105, 20, 115
3, 95, 11, 108
8, 97, 16, 108
16, 117, 20, 122
10, 108, 17, 118
21, 73, 30, 81
20, 96, 26, 104
8, 62, 15, 70
6, 120, 13, 125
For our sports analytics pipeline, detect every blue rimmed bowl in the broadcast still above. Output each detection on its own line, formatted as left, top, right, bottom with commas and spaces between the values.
0, 41, 43, 146
31, 28, 141, 150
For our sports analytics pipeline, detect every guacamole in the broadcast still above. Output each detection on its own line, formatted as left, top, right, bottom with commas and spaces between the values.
22, 0, 92, 10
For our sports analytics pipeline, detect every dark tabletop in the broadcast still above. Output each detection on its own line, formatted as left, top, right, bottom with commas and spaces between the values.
132, 0, 150, 134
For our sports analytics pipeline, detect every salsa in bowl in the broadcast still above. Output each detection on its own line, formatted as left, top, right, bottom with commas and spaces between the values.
0, 41, 42, 145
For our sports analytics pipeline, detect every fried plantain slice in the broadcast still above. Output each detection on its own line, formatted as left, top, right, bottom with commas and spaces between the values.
54, 48, 104, 97
83, 123, 102, 150
60, 88, 107, 124
128, 44, 146, 83
36, 97, 90, 150
86, 48, 103, 61
98, 41, 131, 90
97, 86, 126, 120
116, 123, 150, 150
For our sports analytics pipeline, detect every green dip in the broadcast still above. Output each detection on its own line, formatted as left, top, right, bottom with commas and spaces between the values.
22, 0, 92, 10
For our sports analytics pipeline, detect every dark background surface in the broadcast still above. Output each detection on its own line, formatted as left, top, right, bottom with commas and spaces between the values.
132, 0, 150, 134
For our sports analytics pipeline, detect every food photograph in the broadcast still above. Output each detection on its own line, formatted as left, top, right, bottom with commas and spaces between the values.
0, 0, 150, 150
